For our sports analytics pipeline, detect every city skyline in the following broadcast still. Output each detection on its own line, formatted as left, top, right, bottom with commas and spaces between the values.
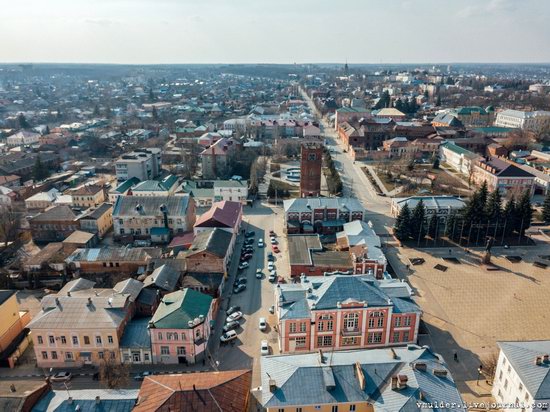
1, 0, 549, 64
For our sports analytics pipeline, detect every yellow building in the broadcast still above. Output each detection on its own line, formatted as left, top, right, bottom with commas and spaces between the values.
70, 184, 106, 208
260, 347, 465, 412
0, 290, 32, 368
78, 203, 113, 238
28, 279, 136, 368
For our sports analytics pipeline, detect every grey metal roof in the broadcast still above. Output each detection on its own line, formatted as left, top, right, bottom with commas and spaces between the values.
32, 389, 138, 412
112, 195, 190, 217
185, 228, 232, 258
143, 264, 180, 292
284, 197, 365, 214
261, 347, 465, 411
120, 317, 151, 349
311, 276, 390, 310
67, 247, 159, 263
113, 278, 144, 302
498, 341, 550, 399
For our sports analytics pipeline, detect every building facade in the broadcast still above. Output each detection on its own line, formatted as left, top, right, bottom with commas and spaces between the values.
300, 143, 323, 197
70, 184, 106, 208
115, 148, 162, 181
472, 157, 535, 197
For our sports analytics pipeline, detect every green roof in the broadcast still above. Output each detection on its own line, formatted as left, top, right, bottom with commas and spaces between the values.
336, 107, 369, 113
441, 142, 474, 156
473, 127, 517, 134
115, 177, 140, 193
151, 289, 212, 329
451, 106, 487, 115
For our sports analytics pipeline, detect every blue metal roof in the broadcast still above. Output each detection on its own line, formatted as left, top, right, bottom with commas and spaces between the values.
119, 317, 151, 349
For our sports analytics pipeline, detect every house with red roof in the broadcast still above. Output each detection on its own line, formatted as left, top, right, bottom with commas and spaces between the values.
194, 200, 242, 235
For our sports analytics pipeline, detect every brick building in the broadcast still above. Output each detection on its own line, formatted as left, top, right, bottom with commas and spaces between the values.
300, 143, 323, 197
66, 247, 161, 276
288, 235, 353, 277
29, 205, 79, 243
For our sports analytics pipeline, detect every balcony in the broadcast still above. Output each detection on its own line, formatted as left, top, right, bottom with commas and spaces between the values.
340, 328, 362, 337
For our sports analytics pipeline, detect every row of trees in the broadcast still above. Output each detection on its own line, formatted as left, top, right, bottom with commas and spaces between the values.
323, 150, 343, 195
394, 182, 534, 245
373, 91, 419, 114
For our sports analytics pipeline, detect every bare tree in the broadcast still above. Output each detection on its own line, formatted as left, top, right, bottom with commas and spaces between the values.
0, 206, 21, 247
481, 351, 499, 385
99, 356, 129, 389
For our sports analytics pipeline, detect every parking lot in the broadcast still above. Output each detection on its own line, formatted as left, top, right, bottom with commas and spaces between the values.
392, 241, 550, 401
210, 201, 288, 387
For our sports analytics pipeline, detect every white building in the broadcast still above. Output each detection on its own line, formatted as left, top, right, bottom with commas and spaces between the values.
492, 341, 550, 412
6, 130, 40, 147
495, 110, 550, 132
213, 180, 248, 204
391, 196, 466, 221
25, 188, 60, 210
115, 148, 162, 181
439, 142, 480, 175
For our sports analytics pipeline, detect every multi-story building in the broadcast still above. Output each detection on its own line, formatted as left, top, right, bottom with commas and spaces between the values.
495, 109, 550, 132
200, 138, 236, 179
213, 180, 248, 203
77, 202, 113, 238
288, 235, 353, 277
472, 157, 535, 197
66, 247, 161, 276
115, 148, 162, 181
391, 196, 466, 222
119, 317, 153, 365
70, 184, 106, 208
112, 195, 196, 242
260, 346, 465, 412
439, 142, 481, 175
108, 177, 140, 203
492, 341, 550, 412
149, 289, 214, 364
0, 290, 31, 368
130, 175, 179, 197
183, 228, 234, 277
194, 200, 242, 235
6, 130, 40, 147
25, 189, 61, 211
29, 205, 79, 243
300, 143, 322, 197
275, 275, 421, 353
283, 197, 365, 234
448, 106, 493, 127
334, 107, 371, 130
28, 279, 137, 368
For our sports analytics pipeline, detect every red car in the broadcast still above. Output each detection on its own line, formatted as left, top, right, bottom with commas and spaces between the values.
272, 245, 280, 253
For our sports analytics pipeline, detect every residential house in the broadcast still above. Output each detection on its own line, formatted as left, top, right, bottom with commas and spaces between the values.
213, 180, 248, 204
112, 195, 196, 243
25, 189, 60, 211
373, 107, 406, 120
0, 380, 50, 411
70, 184, 106, 208
29, 205, 79, 243
0, 291, 32, 368
28, 279, 138, 368
130, 175, 180, 197
6, 130, 40, 147
260, 346, 464, 412
183, 229, 234, 277
0, 175, 21, 188
0, 186, 15, 206
472, 157, 535, 196
382, 136, 416, 157
77, 202, 113, 238
431, 112, 464, 128
115, 148, 162, 181
149, 289, 214, 364
134, 370, 252, 412
194, 200, 242, 235
119, 317, 152, 365
108, 177, 140, 203
283, 197, 365, 234
33, 389, 139, 412
61, 230, 97, 249
448, 106, 492, 127
142, 264, 181, 295
492, 340, 550, 412
275, 275, 421, 353
334, 107, 371, 130
200, 138, 236, 179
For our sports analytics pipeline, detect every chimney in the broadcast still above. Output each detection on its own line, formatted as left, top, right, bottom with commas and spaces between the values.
9, 384, 16, 393
391, 375, 398, 390
87, 297, 92, 306
319, 349, 326, 364
67, 291, 71, 297
389, 348, 397, 359
536, 356, 543, 366
414, 362, 427, 371
95, 396, 100, 405
397, 375, 408, 389
544, 355, 549, 364
55, 297, 60, 306
68, 397, 74, 405
419, 390, 425, 401
269, 379, 277, 393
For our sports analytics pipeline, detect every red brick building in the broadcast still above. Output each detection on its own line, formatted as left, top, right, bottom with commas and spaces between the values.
300, 143, 322, 198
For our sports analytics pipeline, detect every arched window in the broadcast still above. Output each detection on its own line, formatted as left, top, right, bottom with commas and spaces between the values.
344, 312, 359, 330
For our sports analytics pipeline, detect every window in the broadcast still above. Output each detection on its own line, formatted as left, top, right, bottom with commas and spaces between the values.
368, 318, 375, 328
60, 336, 66, 344
37, 336, 43, 345
108, 336, 114, 344
72, 336, 78, 345
349, 406, 356, 412
300, 322, 307, 333
144, 353, 150, 362
403, 316, 411, 326
167, 333, 172, 341
317, 336, 333, 347
84, 336, 90, 345
51, 351, 58, 360
65, 352, 74, 360
498, 389, 502, 399
393, 331, 400, 343
110, 351, 116, 359
47, 335, 54, 344
377, 317, 384, 328
295, 337, 306, 348
297, 408, 303, 412
507, 365, 511, 373
519, 383, 523, 391
161, 346, 170, 355
96, 336, 102, 345
394, 317, 402, 327
499, 370, 503, 381
41, 351, 48, 360
342, 337, 358, 346
98, 352, 104, 359
344, 313, 359, 329
177, 347, 186, 355
317, 322, 324, 332
289, 323, 296, 333
368, 332, 383, 344
332, 406, 338, 412
525, 393, 529, 402
158, 332, 163, 340
403, 331, 410, 342
326, 320, 333, 331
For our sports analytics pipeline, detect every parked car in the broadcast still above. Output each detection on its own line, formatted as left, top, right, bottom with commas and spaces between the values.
235, 277, 247, 285
220, 330, 238, 343
226, 311, 243, 323
268, 273, 276, 283
259, 317, 267, 331
226, 306, 241, 316
270, 237, 278, 245
258, 239, 265, 248
233, 284, 246, 294
270, 269, 277, 277
255, 269, 264, 279
50, 372, 72, 382
240, 255, 252, 262
223, 320, 240, 333
260, 340, 270, 355
244, 238, 254, 245
133, 371, 151, 381
238, 262, 249, 270
267, 261, 275, 271
269, 305, 275, 314
267, 253, 275, 262
272, 245, 280, 253
269, 230, 276, 237
245, 231, 255, 238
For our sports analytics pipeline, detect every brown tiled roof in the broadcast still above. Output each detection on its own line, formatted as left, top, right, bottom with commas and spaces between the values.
134, 369, 252, 412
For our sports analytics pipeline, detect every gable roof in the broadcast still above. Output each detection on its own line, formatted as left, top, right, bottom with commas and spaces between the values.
185, 228, 232, 258
478, 157, 535, 178
112, 195, 191, 217
150, 289, 212, 329
134, 370, 251, 412
143, 264, 180, 291
194, 200, 241, 230
31, 205, 76, 222
498, 341, 550, 399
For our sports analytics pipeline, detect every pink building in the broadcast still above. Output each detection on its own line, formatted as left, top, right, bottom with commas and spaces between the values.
149, 289, 215, 364
472, 156, 535, 197
275, 275, 420, 353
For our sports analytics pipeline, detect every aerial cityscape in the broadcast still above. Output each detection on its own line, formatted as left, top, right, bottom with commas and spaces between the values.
1, 1, 550, 411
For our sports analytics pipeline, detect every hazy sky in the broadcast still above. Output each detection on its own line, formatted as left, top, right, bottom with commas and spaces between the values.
1, 0, 549, 64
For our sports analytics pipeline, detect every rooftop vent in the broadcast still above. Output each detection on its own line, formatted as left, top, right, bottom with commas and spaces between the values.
433, 369, 448, 378
414, 362, 427, 371
535, 356, 543, 366
269, 379, 277, 393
